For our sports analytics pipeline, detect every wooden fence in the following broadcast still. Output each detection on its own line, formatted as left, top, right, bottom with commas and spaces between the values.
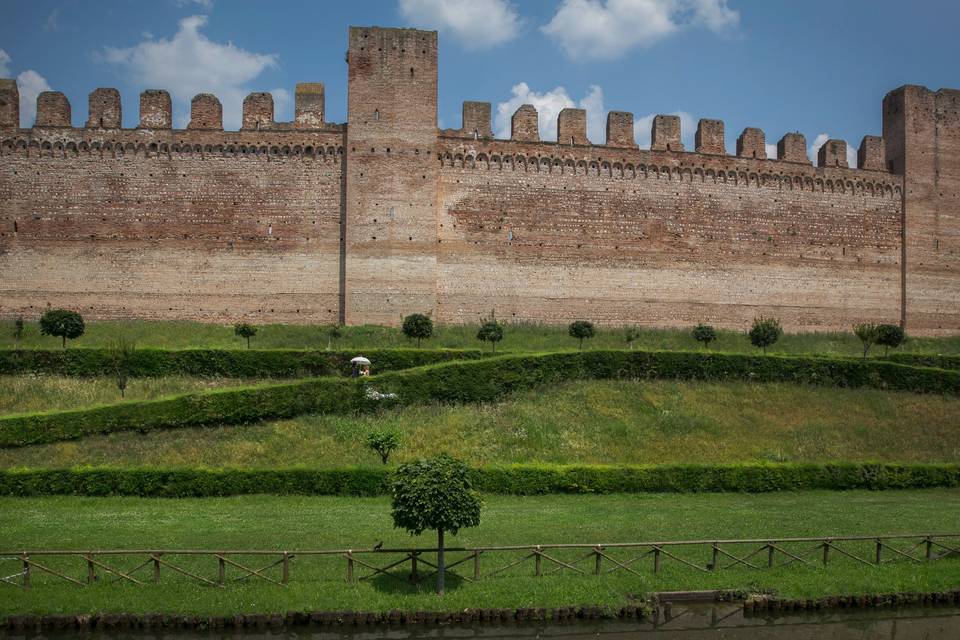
2, 533, 958, 590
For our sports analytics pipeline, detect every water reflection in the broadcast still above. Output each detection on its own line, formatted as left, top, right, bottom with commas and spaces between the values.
6, 604, 960, 639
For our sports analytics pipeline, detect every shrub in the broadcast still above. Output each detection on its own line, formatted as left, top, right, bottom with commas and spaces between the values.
108, 337, 136, 398
367, 430, 401, 464
234, 322, 257, 349
476, 318, 504, 353
13, 317, 24, 352
624, 327, 640, 350
391, 455, 482, 594
692, 323, 717, 349
402, 314, 434, 348
0, 463, 956, 498
749, 316, 782, 354
568, 321, 595, 351
876, 324, 906, 355
853, 323, 881, 358
39, 309, 84, 348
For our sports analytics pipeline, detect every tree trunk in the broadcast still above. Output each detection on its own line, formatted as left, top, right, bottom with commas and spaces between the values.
246, 336, 251, 349
437, 528, 445, 595
62, 335, 66, 348
579, 338, 583, 351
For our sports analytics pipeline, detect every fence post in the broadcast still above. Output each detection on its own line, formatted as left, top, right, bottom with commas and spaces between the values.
711, 543, 719, 571
594, 546, 602, 575
534, 546, 542, 577
153, 555, 161, 584
767, 543, 775, 568
218, 556, 225, 587
86, 554, 96, 585
473, 550, 480, 581
346, 551, 354, 583
875, 539, 882, 565
822, 541, 830, 565
926, 538, 933, 561
653, 547, 661, 574
21, 553, 30, 590
410, 553, 419, 583
282, 552, 289, 585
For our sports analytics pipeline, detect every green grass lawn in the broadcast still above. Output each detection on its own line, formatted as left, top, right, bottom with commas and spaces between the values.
0, 376, 278, 415
4, 319, 959, 356
2, 379, 957, 468
0, 491, 957, 615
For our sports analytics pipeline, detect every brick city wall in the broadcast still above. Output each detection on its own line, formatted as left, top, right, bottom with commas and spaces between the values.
0, 26, 956, 334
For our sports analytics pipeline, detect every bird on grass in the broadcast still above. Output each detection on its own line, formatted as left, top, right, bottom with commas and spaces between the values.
373, 541, 383, 551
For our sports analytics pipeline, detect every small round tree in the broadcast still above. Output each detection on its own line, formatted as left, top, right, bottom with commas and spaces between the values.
876, 323, 906, 355
692, 323, 717, 349
402, 313, 433, 348
853, 322, 880, 358
476, 319, 504, 353
367, 430, 401, 464
624, 327, 640, 350
748, 316, 782, 354
39, 309, 84, 348
391, 455, 482, 595
234, 322, 257, 349
568, 320, 595, 351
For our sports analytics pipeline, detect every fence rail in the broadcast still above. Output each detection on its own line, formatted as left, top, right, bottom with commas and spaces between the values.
2, 533, 958, 590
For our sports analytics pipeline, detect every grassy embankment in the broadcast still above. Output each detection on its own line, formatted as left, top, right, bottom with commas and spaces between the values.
1, 491, 958, 616
4, 319, 960, 356
1, 379, 958, 468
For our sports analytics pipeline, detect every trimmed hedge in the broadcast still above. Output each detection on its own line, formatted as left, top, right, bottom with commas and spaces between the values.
0, 348, 484, 378
880, 353, 960, 371
0, 463, 957, 497
2, 350, 958, 448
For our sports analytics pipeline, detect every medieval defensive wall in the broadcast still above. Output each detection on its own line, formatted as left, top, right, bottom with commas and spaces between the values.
0, 26, 957, 334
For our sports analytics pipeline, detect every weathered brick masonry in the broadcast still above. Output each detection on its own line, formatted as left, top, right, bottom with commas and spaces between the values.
0, 26, 957, 333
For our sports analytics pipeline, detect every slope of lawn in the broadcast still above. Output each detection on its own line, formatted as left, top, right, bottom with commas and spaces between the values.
1, 490, 958, 616
4, 319, 959, 356
2, 379, 957, 468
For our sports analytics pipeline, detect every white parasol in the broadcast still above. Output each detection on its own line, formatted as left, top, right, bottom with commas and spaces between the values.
350, 356, 371, 365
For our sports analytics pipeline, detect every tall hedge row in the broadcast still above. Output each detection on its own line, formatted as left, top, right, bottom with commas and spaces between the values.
2, 351, 958, 448
880, 353, 960, 371
0, 348, 484, 378
1, 463, 956, 497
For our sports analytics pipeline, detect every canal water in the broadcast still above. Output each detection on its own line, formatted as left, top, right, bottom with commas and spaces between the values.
5, 603, 960, 639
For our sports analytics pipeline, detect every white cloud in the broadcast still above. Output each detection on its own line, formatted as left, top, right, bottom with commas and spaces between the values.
542, 0, 739, 60
808, 132, 858, 167
399, 0, 521, 49
43, 8, 60, 32
17, 70, 52, 126
494, 82, 608, 142
101, 15, 279, 129
0, 49, 10, 77
633, 110, 695, 149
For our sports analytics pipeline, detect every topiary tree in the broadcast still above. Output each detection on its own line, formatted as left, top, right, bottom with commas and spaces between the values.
476, 317, 504, 353
624, 327, 640, 350
39, 309, 84, 348
853, 322, 881, 358
568, 320, 595, 351
402, 313, 433, 348
108, 337, 136, 398
326, 324, 343, 351
692, 323, 717, 349
367, 429, 401, 464
391, 454, 482, 595
876, 323, 906, 356
234, 322, 257, 349
748, 316, 782, 354
13, 317, 24, 352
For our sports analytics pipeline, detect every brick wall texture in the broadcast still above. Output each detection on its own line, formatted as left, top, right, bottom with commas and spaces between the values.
0, 27, 957, 334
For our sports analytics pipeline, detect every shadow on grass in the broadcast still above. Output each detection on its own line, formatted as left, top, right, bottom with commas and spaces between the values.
368, 569, 466, 594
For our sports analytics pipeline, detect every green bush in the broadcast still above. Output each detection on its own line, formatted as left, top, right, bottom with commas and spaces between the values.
0, 463, 956, 497
0, 348, 484, 378
879, 353, 960, 370
1, 350, 958, 448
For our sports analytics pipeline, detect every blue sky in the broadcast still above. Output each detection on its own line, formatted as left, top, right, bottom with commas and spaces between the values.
2, 0, 958, 163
